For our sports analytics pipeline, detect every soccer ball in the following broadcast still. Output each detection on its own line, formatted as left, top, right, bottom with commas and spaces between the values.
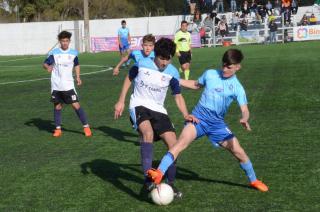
150, 183, 174, 205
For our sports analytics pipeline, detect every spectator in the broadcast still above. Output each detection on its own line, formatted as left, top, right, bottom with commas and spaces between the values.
199, 27, 206, 45
266, 1, 273, 15
309, 13, 317, 25
269, 20, 278, 43
211, 11, 221, 25
274, 0, 281, 15
189, 0, 197, 15
231, 12, 240, 30
204, 0, 215, 13
193, 10, 203, 27
268, 11, 276, 22
258, 5, 267, 23
250, 0, 258, 17
300, 14, 309, 26
291, 0, 298, 15
240, 15, 248, 31
218, 20, 228, 42
241, 1, 250, 15
230, 0, 237, 12
216, 0, 224, 13
282, 0, 292, 25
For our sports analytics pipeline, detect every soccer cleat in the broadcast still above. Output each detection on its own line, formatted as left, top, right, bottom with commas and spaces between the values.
53, 129, 62, 137
169, 183, 183, 199
83, 127, 92, 137
147, 169, 164, 185
250, 180, 269, 192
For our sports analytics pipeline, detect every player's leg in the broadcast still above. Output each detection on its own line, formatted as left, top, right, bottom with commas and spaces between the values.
53, 103, 63, 137
220, 137, 268, 192
182, 62, 190, 80
148, 123, 198, 184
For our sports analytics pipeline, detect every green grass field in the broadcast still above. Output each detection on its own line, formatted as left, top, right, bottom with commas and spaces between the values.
0, 42, 319, 211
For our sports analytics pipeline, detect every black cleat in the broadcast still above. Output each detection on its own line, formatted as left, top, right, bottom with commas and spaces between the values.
169, 184, 183, 199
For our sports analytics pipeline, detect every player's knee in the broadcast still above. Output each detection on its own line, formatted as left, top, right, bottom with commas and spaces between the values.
55, 104, 62, 110
142, 131, 154, 142
72, 103, 80, 110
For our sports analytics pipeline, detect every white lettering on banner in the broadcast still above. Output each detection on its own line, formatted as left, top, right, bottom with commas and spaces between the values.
293, 25, 320, 41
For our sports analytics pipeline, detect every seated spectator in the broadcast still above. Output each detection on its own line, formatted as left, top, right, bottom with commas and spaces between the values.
291, 0, 298, 15
258, 5, 267, 23
211, 11, 221, 25
199, 27, 206, 45
266, 1, 273, 15
193, 10, 203, 28
231, 12, 240, 31
300, 14, 309, 26
189, 0, 197, 15
203, 13, 214, 33
250, 0, 258, 17
240, 15, 248, 31
218, 20, 228, 41
216, 0, 224, 13
274, 0, 281, 15
241, 1, 250, 15
309, 13, 317, 25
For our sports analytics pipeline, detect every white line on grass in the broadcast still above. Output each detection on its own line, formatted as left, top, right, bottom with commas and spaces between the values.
0, 67, 113, 85
0, 56, 44, 63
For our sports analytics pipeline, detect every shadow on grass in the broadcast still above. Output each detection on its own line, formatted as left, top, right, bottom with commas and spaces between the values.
80, 159, 151, 203
94, 126, 139, 146
24, 118, 83, 135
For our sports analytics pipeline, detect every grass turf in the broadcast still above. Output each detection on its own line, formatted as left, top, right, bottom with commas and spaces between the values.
0, 41, 319, 211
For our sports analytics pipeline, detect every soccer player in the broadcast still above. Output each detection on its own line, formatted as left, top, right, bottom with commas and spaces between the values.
147, 49, 269, 192
175, 20, 192, 80
43, 31, 92, 137
118, 20, 131, 66
114, 38, 198, 197
113, 34, 155, 76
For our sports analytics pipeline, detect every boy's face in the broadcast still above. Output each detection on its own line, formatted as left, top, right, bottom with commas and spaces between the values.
142, 41, 154, 56
181, 23, 188, 32
223, 63, 241, 77
155, 56, 171, 71
122, 23, 126, 28
59, 38, 70, 50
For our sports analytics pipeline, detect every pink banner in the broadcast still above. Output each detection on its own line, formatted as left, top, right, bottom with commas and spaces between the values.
91, 33, 201, 52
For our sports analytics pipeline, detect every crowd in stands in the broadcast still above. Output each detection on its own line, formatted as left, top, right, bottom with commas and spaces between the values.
185, 0, 319, 45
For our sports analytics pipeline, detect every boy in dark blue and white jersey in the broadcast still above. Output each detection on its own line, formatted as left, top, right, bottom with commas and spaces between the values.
118, 20, 131, 65
148, 49, 269, 192
113, 34, 155, 76
114, 38, 198, 197
43, 31, 92, 137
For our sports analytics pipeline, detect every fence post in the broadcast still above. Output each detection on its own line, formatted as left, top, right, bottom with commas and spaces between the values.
282, 13, 285, 44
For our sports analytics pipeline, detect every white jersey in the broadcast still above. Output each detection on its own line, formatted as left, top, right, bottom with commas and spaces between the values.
129, 58, 181, 115
44, 48, 79, 92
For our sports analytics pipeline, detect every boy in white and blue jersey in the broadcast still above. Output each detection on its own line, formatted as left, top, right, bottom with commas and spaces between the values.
43, 31, 92, 137
148, 49, 269, 192
114, 38, 198, 198
118, 20, 131, 64
113, 34, 155, 76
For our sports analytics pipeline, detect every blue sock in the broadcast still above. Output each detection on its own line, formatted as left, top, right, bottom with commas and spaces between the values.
75, 107, 88, 126
240, 160, 257, 183
140, 142, 153, 181
158, 152, 175, 175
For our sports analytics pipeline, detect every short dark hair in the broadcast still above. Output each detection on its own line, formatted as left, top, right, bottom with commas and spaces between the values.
154, 38, 176, 60
181, 20, 188, 25
142, 34, 156, 44
121, 20, 126, 24
58, 31, 72, 40
222, 49, 244, 66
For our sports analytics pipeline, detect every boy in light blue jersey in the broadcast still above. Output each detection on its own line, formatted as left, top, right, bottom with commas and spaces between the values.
113, 34, 155, 76
118, 20, 131, 66
148, 49, 269, 192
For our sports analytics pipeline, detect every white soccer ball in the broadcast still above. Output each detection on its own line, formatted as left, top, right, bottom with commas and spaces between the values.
150, 183, 174, 205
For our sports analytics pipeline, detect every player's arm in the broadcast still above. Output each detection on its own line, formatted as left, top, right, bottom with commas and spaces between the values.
174, 34, 181, 57
174, 94, 199, 123
128, 32, 131, 45
74, 65, 82, 86
43, 55, 54, 73
118, 34, 122, 48
239, 104, 251, 131
114, 66, 138, 119
179, 79, 202, 90
113, 54, 130, 76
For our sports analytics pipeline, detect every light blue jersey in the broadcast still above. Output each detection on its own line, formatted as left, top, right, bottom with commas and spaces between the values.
129, 50, 155, 66
191, 69, 247, 144
118, 27, 130, 45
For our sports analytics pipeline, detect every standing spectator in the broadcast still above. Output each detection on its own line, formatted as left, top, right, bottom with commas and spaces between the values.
269, 20, 278, 43
193, 10, 203, 28
300, 14, 309, 26
218, 20, 228, 42
266, 1, 273, 15
241, 1, 250, 15
231, 12, 240, 30
216, 0, 224, 13
230, 0, 237, 12
189, 0, 197, 15
274, 0, 281, 15
309, 13, 317, 25
291, 0, 298, 15
240, 15, 248, 31
282, 0, 292, 25
258, 5, 267, 23
250, 0, 258, 17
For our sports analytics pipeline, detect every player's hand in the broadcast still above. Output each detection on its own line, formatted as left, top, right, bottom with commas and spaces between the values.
113, 67, 120, 76
114, 101, 125, 119
76, 77, 82, 86
240, 119, 251, 131
184, 114, 199, 123
47, 66, 53, 73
